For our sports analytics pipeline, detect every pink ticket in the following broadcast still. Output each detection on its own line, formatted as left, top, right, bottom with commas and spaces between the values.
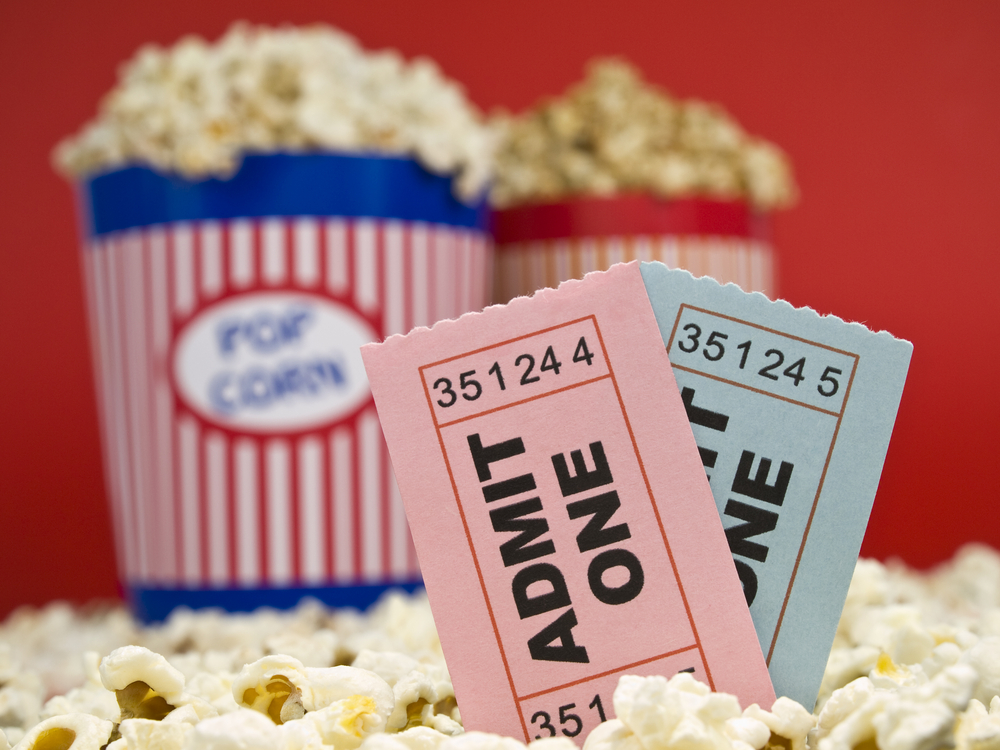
361, 262, 774, 742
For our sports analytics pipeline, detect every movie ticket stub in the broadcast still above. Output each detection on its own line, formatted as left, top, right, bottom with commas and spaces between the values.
639, 263, 912, 709
362, 262, 774, 742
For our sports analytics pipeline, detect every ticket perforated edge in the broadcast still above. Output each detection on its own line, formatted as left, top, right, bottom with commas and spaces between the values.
361, 262, 775, 743
639, 262, 913, 709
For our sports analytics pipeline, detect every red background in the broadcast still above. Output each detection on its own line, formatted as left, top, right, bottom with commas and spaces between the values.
1, 1, 998, 618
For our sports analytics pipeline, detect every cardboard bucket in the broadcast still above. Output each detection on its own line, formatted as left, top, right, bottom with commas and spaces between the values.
77, 153, 492, 620
492, 195, 774, 303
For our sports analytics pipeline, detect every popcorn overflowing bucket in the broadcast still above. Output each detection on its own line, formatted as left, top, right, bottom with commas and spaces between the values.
76, 153, 491, 620
492, 194, 774, 303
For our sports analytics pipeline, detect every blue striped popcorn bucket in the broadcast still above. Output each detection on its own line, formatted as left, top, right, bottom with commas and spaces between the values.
76, 153, 492, 621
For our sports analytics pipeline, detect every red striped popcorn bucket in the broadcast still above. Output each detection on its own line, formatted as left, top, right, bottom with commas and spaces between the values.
76, 153, 492, 620
492, 195, 774, 303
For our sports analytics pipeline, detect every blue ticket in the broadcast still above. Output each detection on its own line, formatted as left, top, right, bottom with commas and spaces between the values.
640, 263, 912, 709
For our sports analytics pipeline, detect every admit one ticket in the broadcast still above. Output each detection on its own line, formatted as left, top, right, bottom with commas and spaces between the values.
640, 263, 913, 709
362, 262, 774, 743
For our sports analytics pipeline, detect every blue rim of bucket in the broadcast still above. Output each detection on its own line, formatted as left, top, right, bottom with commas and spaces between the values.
127, 581, 425, 623
83, 152, 490, 238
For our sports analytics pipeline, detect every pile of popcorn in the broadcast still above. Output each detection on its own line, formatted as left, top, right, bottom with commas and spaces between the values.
54, 23, 494, 201
491, 59, 797, 211
5, 545, 1000, 750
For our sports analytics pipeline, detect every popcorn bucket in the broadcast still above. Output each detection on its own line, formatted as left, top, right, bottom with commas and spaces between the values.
492, 195, 774, 302
76, 153, 492, 621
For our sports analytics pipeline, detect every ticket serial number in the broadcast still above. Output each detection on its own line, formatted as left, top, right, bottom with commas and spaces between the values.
420, 317, 611, 424
669, 306, 858, 414
530, 693, 608, 739
526, 665, 696, 741
432, 336, 598, 406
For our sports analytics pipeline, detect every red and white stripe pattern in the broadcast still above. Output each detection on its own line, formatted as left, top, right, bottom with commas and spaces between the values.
494, 235, 774, 303
81, 217, 492, 590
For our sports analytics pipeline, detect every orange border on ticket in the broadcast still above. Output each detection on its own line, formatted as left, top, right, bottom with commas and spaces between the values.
417, 315, 713, 741
665, 304, 861, 664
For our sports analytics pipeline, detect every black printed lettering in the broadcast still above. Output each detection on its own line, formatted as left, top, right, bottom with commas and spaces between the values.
734, 559, 759, 606
551, 442, 613, 497
731, 450, 793, 506
723, 499, 778, 562
698, 446, 719, 469
490, 498, 556, 567
527, 608, 590, 663
467, 433, 525, 482
511, 563, 571, 619
681, 387, 729, 432
566, 491, 631, 553
587, 548, 644, 605
482, 474, 537, 503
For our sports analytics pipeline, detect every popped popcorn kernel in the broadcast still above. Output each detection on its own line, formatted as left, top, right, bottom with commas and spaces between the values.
99, 646, 185, 708
351, 652, 421, 688
6, 554, 1000, 750
183, 708, 280, 750
22, 728, 75, 750
581, 719, 640, 750
528, 740, 575, 750
813, 678, 875, 743
232, 655, 393, 731
364, 725, 452, 750
338, 696, 378, 733
117, 717, 187, 750
721, 715, 770, 750
611, 673, 745, 750
964, 638, 1000, 706
386, 669, 455, 732
743, 698, 814, 750
12, 714, 113, 750
231, 657, 305, 724
870, 654, 917, 690
492, 58, 796, 211
113, 681, 173, 722
264, 630, 338, 669
55, 23, 494, 203
443, 731, 525, 750
955, 696, 1000, 750
287, 695, 385, 749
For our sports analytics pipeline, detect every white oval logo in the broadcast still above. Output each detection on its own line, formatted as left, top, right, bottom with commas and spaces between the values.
173, 292, 377, 432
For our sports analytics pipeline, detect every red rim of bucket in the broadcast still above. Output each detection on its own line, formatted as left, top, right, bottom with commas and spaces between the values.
493, 194, 771, 245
